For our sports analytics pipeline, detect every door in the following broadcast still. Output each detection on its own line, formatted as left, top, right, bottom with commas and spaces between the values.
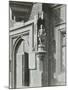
15, 35, 29, 88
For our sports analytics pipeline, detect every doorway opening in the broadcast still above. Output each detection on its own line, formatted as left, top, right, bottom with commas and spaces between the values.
14, 37, 30, 88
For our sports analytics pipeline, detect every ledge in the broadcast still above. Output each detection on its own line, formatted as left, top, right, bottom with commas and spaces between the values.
10, 19, 35, 31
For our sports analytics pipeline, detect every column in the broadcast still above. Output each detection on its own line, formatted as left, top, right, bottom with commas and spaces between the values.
10, 8, 12, 20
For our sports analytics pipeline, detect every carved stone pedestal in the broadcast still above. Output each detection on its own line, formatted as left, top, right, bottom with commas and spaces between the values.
36, 43, 48, 86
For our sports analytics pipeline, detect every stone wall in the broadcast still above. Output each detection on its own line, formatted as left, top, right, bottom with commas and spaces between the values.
29, 3, 42, 20
42, 4, 66, 86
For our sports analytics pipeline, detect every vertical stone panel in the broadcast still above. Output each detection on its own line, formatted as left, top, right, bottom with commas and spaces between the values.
29, 3, 42, 20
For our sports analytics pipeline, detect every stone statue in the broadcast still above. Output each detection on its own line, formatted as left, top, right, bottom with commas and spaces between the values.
38, 24, 46, 45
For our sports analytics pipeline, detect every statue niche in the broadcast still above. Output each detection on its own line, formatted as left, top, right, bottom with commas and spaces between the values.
37, 16, 46, 45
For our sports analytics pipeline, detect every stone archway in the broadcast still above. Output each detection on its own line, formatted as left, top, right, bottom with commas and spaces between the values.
13, 36, 29, 88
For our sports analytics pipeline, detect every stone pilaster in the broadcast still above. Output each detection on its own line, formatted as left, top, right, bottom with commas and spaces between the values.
36, 11, 48, 86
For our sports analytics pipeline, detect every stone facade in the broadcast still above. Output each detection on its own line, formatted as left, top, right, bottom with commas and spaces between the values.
9, 1, 66, 88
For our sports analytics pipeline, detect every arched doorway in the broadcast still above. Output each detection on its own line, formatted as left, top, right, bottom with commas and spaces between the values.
14, 36, 29, 88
